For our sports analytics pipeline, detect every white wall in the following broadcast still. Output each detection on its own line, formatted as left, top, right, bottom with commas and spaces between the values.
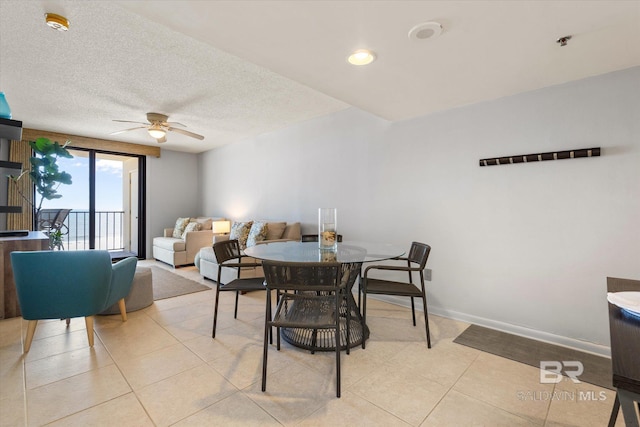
198, 67, 640, 354
146, 149, 201, 256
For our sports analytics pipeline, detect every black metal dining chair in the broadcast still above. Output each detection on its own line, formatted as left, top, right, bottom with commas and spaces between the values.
261, 260, 347, 397
211, 239, 266, 338
360, 241, 432, 348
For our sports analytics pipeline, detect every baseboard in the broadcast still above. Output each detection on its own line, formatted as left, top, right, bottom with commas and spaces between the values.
367, 295, 611, 358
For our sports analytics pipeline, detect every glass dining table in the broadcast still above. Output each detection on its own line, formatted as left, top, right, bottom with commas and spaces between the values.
244, 240, 405, 351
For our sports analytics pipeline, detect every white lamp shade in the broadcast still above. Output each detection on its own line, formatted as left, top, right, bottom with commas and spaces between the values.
148, 128, 166, 139
212, 220, 231, 234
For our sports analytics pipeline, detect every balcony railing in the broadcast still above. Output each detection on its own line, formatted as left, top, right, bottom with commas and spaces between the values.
57, 210, 125, 251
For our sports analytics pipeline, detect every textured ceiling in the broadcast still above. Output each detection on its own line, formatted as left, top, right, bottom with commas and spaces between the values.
1, 1, 638, 153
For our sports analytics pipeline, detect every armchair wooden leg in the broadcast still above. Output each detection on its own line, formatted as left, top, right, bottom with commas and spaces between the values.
85, 316, 95, 347
24, 320, 38, 353
118, 298, 127, 322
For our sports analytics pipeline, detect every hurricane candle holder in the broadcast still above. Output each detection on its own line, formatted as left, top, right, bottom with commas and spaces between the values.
318, 208, 337, 250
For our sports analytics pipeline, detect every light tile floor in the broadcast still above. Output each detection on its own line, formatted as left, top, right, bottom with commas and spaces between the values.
0, 260, 623, 426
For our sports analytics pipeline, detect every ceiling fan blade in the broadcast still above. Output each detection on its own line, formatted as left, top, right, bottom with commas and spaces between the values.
112, 119, 148, 125
165, 121, 186, 127
156, 136, 167, 143
168, 127, 204, 140
109, 126, 147, 135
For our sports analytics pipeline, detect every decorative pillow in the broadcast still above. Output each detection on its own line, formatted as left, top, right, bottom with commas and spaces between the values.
172, 217, 191, 238
195, 217, 213, 230
265, 221, 286, 240
181, 221, 201, 238
229, 221, 253, 249
246, 221, 269, 247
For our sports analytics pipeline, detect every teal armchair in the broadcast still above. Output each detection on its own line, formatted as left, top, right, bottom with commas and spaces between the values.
10, 250, 137, 352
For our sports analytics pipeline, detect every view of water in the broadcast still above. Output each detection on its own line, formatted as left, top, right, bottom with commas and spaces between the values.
62, 210, 125, 251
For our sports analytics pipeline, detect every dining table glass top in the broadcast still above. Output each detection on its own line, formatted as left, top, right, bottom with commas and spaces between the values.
243, 240, 405, 264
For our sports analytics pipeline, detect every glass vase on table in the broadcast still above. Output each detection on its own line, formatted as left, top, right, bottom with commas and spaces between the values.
318, 208, 337, 250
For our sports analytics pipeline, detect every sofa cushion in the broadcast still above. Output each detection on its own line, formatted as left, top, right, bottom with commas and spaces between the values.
246, 221, 269, 247
153, 236, 186, 252
182, 221, 201, 238
265, 221, 287, 240
230, 221, 253, 249
282, 222, 301, 240
198, 246, 217, 263
172, 217, 191, 238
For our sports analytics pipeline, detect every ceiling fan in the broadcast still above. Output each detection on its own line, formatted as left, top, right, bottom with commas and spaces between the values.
110, 112, 204, 143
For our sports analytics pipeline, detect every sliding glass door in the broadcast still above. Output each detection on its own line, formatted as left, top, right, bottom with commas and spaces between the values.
43, 148, 146, 258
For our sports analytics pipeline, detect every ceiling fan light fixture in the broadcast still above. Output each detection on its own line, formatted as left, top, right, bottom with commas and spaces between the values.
347, 49, 376, 66
148, 126, 166, 139
45, 13, 69, 31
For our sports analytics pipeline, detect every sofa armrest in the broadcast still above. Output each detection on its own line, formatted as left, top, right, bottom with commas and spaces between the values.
163, 228, 174, 237
184, 230, 214, 252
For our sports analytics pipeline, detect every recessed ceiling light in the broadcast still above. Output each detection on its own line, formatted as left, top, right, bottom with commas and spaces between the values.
45, 13, 69, 31
347, 49, 376, 66
408, 22, 443, 41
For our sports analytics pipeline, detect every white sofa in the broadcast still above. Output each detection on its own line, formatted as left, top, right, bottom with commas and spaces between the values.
153, 217, 224, 267
196, 221, 301, 283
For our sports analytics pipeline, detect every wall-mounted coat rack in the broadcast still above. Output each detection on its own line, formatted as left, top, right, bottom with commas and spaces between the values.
479, 147, 600, 167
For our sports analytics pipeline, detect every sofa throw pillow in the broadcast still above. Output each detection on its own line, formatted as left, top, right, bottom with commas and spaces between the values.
195, 217, 213, 230
181, 221, 201, 238
246, 221, 269, 247
229, 221, 253, 249
172, 217, 191, 238
265, 222, 286, 240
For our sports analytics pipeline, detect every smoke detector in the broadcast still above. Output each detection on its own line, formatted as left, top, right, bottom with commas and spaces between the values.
45, 13, 69, 31
408, 22, 443, 41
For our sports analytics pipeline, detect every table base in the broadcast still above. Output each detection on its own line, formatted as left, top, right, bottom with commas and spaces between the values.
280, 294, 368, 351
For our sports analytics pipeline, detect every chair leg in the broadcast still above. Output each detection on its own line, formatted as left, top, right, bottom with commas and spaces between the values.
345, 290, 351, 355
335, 291, 341, 398
361, 287, 367, 349
118, 298, 127, 322
23, 320, 38, 353
262, 290, 271, 392
65, 318, 70, 326
608, 393, 620, 427
85, 316, 95, 347
422, 293, 431, 348
410, 297, 416, 326
212, 287, 221, 338
234, 291, 239, 319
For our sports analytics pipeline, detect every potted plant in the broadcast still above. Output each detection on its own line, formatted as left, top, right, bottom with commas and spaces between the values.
9, 137, 73, 248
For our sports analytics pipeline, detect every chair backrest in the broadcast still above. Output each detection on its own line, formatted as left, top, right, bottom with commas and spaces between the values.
213, 239, 242, 264
52, 209, 71, 233
103, 257, 138, 308
262, 260, 344, 292
10, 250, 113, 320
407, 241, 431, 269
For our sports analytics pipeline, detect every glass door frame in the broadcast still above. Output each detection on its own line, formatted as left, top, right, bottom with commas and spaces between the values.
71, 147, 146, 258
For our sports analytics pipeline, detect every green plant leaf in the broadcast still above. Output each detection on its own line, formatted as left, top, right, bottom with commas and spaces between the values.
58, 172, 72, 185
53, 142, 73, 158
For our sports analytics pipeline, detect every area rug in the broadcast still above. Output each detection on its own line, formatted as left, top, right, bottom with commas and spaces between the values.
150, 267, 211, 300
453, 324, 613, 390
